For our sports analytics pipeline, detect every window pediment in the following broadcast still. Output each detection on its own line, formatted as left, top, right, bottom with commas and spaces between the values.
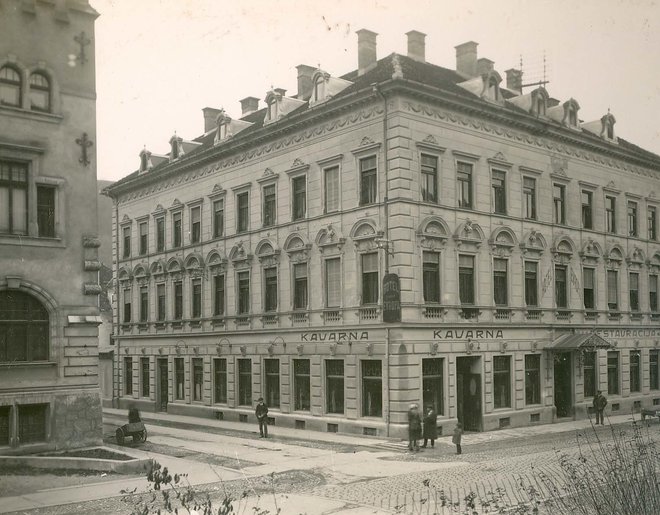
551, 236, 575, 264
453, 219, 484, 249
350, 220, 382, 251
206, 250, 227, 273
520, 229, 546, 257
417, 217, 449, 250
489, 227, 517, 257
316, 224, 345, 254
284, 234, 311, 263
605, 245, 624, 269
229, 242, 253, 269
626, 247, 645, 269
579, 239, 602, 264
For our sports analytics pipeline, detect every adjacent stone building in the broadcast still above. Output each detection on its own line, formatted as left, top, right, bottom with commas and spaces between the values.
0, 0, 103, 452
104, 30, 660, 438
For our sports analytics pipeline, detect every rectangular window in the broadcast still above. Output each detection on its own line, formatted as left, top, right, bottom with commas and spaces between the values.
212, 199, 224, 238
18, 404, 47, 444
190, 206, 201, 244
191, 278, 202, 318
124, 357, 133, 396
607, 351, 619, 395
422, 358, 444, 415
629, 273, 640, 312
607, 270, 618, 311
293, 263, 308, 310
325, 258, 341, 308
139, 286, 148, 322
0, 160, 28, 235
650, 275, 658, 312
36, 185, 55, 237
237, 271, 250, 314
293, 359, 310, 411
264, 267, 278, 312
172, 212, 182, 248
292, 176, 306, 220
157, 284, 166, 321
213, 358, 227, 403
361, 360, 382, 417
458, 254, 475, 305
583, 351, 597, 398
156, 217, 165, 252
361, 252, 379, 305
324, 165, 340, 213
262, 184, 276, 227
583, 268, 595, 310
628, 201, 638, 237
174, 357, 184, 400
649, 206, 657, 240
629, 351, 641, 393
359, 156, 377, 206
493, 356, 511, 409
326, 359, 344, 413
421, 154, 438, 203
456, 161, 472, 209
122, 226, 131, 258
493, 258, 508, 306
555, 265, 567, 308
123, 288, 131, 323
524, 261, 538, 306
581, 190, 593, 229
138, 221, 148, 255
237, 192, 249, 233
238, 358, 252, 406
422, 252, 440, 303
491, 169, 506, 214
553, 184, 565, 225
0, 406, 10, 445
141, 357, 150, 397
523, 176, 536, 220
174, 280, 183, 319
192, 358, 203, 401
213, 275, 225, 316
650, 350, 659, 391
606, 196, 616, 233
525, 354, 541, 405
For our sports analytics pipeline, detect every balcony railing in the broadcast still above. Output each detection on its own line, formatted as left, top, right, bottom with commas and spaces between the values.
358, 306, 380, 322
322, 309, 342, 324
494, 308, 512, 321
423, 305, 445, 320
555, 310, 572, 321
291, 312, 308, 325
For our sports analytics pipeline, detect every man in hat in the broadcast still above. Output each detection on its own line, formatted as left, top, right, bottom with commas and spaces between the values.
407, 403, 422, 452
255, 397, 269, 438
593, 390, 608, 425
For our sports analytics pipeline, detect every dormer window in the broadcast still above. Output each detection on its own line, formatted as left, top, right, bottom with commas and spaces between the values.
562, 99, 581, 128
568, 107, 577, 126
313, 75, 324, 102
263, 88, 304, 125
487, 76, 498, 100
29, 72, 50, 112
214, 109, 231, 144
169, 135, 183, 161
139, 148, 152, 173
0, 65, 22, 107
267, 98, 278, 121
309, 70, 351, 107
601, 113, 616, 141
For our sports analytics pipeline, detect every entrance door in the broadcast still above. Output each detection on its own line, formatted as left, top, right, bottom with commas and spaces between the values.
157, 358, 168, 412
456, 356, 482, 432
554, 352, 572, 418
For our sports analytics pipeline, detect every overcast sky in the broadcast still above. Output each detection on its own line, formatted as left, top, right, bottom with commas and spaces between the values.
92, 0, 660, 182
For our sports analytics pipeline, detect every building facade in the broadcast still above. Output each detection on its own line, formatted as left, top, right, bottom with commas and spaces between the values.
0, 0, 103, 452
105, 31, 660, 438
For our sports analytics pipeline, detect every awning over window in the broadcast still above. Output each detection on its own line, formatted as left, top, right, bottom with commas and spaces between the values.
548, 332, 612, 350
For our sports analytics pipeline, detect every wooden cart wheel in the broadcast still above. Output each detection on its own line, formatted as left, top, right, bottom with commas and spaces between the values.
115, 427, 125, 445
141, 428, 148, 442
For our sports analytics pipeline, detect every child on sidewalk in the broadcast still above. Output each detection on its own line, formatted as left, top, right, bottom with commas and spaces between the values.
452, 422, 463, 455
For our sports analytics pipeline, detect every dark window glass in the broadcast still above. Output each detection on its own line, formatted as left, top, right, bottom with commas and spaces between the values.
628, 201, 638, 237
583, 268, 595, 309
492, 170, 506, 214
422, 358, 444, 415
553, 184, 565, 225
648, 207, 657, 240
192, 358, 203, 401
124, 357, 133, 396
459, 254, 474, 304
122, 226, 131, 258
123, 288, 131, 323
422, 252, 440, 303
361, 253, 379, 305
18, 404, 47, 444
607, 351, 619, 395
555, 265, 567, 308
361, 360, 382, 417
326, 359, 344, 413
0, 406, 10, 446
139, 286, 148, 322
292, 176, 306, 220
293, 359, 310, 411
493, 356, 511, 408
190, 206, 201, 244
237, 272, 250, 314
0, 292, 50, 363
493, 258, 508, 306
650, 275, 658, 312
630, 351, 641, 393
263, 184, 276, 227
523, 177, 536, 220
213, 199, 224, 238
36, 186, 55, 237
213, 358, 227, 403
157, 284, 166, 321
0, 160, 28, 235
583, 351, 597, 398
650, 350, 659, 391
238, 358, 252, 406
629, 273, 639, 312
192, 279, 202, 318
525, 354, 541, 405
156, 217, 165, 251
175, 357, 184, 400
172, 212, 182, 248
237, 192, 249, 233
174, 281, 183, 319
581, 190, 593, 229
359, 156, 377, 206
525, 261, 538, 306
606, 196, 616, 233
293, 263, 308, 310
264, 267, 278, 312
141, 357, 150, 397
213, 275, 225, 316
139, 222, 148, 255
607, 270, 618, 311
457, 162, 472, 209
0, 66, 21, 107
421, 154, 438, 203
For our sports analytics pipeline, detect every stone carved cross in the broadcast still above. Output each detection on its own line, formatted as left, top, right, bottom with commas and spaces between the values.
74, 31, 91, 65
76, 132, 93, 166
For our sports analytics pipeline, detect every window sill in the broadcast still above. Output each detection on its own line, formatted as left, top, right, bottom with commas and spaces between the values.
0, 234, 64, 248
0, 104, 63, 124
0, 361, 57, 368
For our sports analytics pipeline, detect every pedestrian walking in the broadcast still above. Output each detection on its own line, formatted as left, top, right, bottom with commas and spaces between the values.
407, 403, 422, 451
255, 397, 269, 438
593, 390, 608, 425
452, 422, 463, 455
422, 404, 438, 448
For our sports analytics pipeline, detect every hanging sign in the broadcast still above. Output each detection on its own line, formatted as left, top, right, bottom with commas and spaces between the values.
382, 273, 401, 323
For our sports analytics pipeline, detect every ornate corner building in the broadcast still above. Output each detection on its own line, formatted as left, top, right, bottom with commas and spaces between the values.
104, 30, 660, 438
0, 0, 103, 452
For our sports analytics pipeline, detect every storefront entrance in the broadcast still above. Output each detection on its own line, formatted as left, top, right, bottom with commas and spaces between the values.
456, 356, 482, 431
157, 359, 168, 412
554, 352, 573, 418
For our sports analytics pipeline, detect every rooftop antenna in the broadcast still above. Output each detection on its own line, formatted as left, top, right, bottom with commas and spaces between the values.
520, 50, 550, 90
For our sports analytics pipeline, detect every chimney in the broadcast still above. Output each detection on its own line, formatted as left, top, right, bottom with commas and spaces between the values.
477, 57, 494, 75
296, 64, 316, 101
202, 107, 222, 133
505, 69, 523, 94
357, 29, 378, 76
406, 30, 426, 62
240, 97, 259, 117
274, 87, 287, 97
455, 41, 478, 78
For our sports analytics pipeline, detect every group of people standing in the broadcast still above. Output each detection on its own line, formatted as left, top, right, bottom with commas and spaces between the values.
407, 404, 463, 454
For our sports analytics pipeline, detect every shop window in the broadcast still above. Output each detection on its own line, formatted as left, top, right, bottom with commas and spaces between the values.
361, 360, 382, 417
524, 261, 538, 307
173, 281, 183, 320
141, 357, 150, 397
421, 154, 438, 203
525, 354, 540, 405
156, 217, 165, 251
361, 253, 379, 305
262, 184, 276, 227
264, 358, 280, 408
172, 211, 182, 248
191, 278, 202, 318
124, 357, 133, 396
523, 177, 536, 220
192, 358, 203, 401
493, 356, 511, 409
456, 161, 472, 209
326, 359, 344, 414
36, 185, 55, 237
583, 268, 595, 310
237, 358, 252, 406
174, 357, 184, 400
422, 252, 440, 303
422, 358, 444, 415
325, 258, 341, 308
263, 267, 278, 313
458, 255, 475, 305
237, 271, 250, 314
0, 291, 49, 362
583, 351, 597, 398
213, 199, 224, 238
630, 351, 641, 393
293, 359, 310, 411
359, 156, 377, 206
491, 169, 506, 215
156, 284, 166, 321
555, 265, 567, 308
607, 351, 619, 395
493, 258, 508, 306
214, 358, 227, 403
18, 404, 47, 444
293, 263, 308, 310
213, 275, 225, 316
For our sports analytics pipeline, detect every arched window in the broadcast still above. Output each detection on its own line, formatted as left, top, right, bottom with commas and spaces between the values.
568, 107, 577, 127
0, 66, 22, 107
267, 98, 278, 121
0, 291, 49, 362
313, 76, 324, 102
29, 72, 50, 112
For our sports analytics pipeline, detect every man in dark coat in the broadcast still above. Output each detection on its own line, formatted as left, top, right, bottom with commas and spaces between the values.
407, 403, 422, 451
593, 390, 608, 425
255, 397, 269, 438
422, 404, 438, 448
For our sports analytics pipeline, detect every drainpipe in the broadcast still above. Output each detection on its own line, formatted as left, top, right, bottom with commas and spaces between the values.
113, 195, 120, 408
